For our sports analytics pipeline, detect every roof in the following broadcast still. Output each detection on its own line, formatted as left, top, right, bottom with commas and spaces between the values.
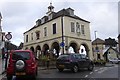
92, 38, 105, 45
105, 37, 118, 45
24, 7, 90, 34
103, 46, 119, 55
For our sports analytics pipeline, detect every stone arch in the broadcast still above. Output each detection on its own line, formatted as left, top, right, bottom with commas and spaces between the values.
36, 45, 41, 58
30, 46, 35, 52
69, 41, 78, 53
51, 42, 60, 57
80, 43, 90, 57
42, 44, 49, 55
25, 47, 28, 50
30, 46, 35, 55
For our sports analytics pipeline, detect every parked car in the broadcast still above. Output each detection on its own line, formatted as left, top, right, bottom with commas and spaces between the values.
109, 58, 120, 64
7, 50, 38, 80
56, 53, 94, 73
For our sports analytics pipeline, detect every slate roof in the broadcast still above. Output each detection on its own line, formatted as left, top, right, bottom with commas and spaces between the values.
105, 37, 118, 46
92, 38, 105, 45
24, 7, 90, 34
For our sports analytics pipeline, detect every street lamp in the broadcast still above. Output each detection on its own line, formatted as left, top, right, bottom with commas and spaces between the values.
4, 32, 12, 70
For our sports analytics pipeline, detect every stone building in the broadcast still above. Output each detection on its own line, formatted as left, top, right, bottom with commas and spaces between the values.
92, 38, 105, 60
23, 3, 93, 60
0, 12, 4, 59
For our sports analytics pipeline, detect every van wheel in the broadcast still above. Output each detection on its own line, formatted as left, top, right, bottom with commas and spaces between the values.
88, 64, 94, 71
36, 68, 38, 76
72, 65, 78, 73
7, 75, 12, 80
58, 68, 64, 72
31, 75, 37, 80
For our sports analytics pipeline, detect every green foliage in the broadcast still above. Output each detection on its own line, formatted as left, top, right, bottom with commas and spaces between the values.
94, 59, 106, 65
39, 56, 49, 61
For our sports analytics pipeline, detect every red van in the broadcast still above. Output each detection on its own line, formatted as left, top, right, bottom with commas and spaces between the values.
7, 50, 38, 80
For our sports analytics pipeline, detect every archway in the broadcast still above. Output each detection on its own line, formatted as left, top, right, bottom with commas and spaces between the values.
30, 46, 34, 52
36, 45, 41, 58
25, 47, 28, 50
51, 42, 60, 57
80, 43, 89, 57
69, 42, 78, 53
42, 44, 49, 55
30, 46, 35, 55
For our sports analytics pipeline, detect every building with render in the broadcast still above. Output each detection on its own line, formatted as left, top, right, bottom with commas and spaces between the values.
0, 12, 4, 59
23, 3, 93, 60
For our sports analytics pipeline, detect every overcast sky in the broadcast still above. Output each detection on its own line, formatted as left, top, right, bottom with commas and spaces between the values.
0, 0, 119, 46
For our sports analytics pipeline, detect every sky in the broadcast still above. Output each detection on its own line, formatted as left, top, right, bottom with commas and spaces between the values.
0, 0, 119, 46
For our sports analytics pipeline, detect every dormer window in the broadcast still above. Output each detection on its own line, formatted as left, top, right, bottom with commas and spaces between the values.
36, 19, 41, 26
67, 8, 74, 16
41, 18, 45, 24
48, 14, 53, 20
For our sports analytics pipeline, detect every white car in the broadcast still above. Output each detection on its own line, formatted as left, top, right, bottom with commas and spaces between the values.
109, 58, 120, 64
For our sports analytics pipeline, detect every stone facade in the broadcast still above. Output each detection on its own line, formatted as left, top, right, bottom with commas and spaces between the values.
92, 38, 105, 60
23, 4, 93, 60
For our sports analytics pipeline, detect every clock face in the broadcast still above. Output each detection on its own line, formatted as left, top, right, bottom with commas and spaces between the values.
5, 34, 12, 40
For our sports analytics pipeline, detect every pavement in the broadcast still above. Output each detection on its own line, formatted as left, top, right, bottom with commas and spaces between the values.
105, 62, 116, 67
0, 59, 6, 80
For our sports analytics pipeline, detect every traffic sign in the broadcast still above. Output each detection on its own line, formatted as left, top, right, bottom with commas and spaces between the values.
60, 42, 65, 47
5, 32, 12, 40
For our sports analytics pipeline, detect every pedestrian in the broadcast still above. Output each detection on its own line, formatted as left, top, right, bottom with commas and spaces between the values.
46, 55, 50, 69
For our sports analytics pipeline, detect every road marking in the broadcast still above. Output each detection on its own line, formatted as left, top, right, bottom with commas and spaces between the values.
97, 67, 108, 74
85, 75, 88, 78
100, 68, 103, 70
98, 69, 105, 73
95, 69, 98, 72
90, 72, 93, 74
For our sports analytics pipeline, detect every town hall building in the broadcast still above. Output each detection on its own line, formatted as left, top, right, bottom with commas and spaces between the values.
23, 3, 93, 60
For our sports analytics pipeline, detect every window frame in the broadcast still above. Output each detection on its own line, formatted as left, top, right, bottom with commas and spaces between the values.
53, 23, 56, 34
81, 24, 85, 35
31, 33, 33, 41
71, 22, 75, 32
44, 27, 47, 37
26, 35, 28, 43
76, 22, 80, 35
36, 31, 40, 40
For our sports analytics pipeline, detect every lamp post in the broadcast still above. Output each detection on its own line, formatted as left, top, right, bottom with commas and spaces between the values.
61, 16, 64, 54
5, 32, 12, 70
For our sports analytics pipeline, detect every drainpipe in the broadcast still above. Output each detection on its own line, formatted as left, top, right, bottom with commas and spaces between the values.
61, 16, 64, 54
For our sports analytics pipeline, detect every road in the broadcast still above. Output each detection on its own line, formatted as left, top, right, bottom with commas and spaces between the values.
37, 64, 119, 78
1, 64, 119, 80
